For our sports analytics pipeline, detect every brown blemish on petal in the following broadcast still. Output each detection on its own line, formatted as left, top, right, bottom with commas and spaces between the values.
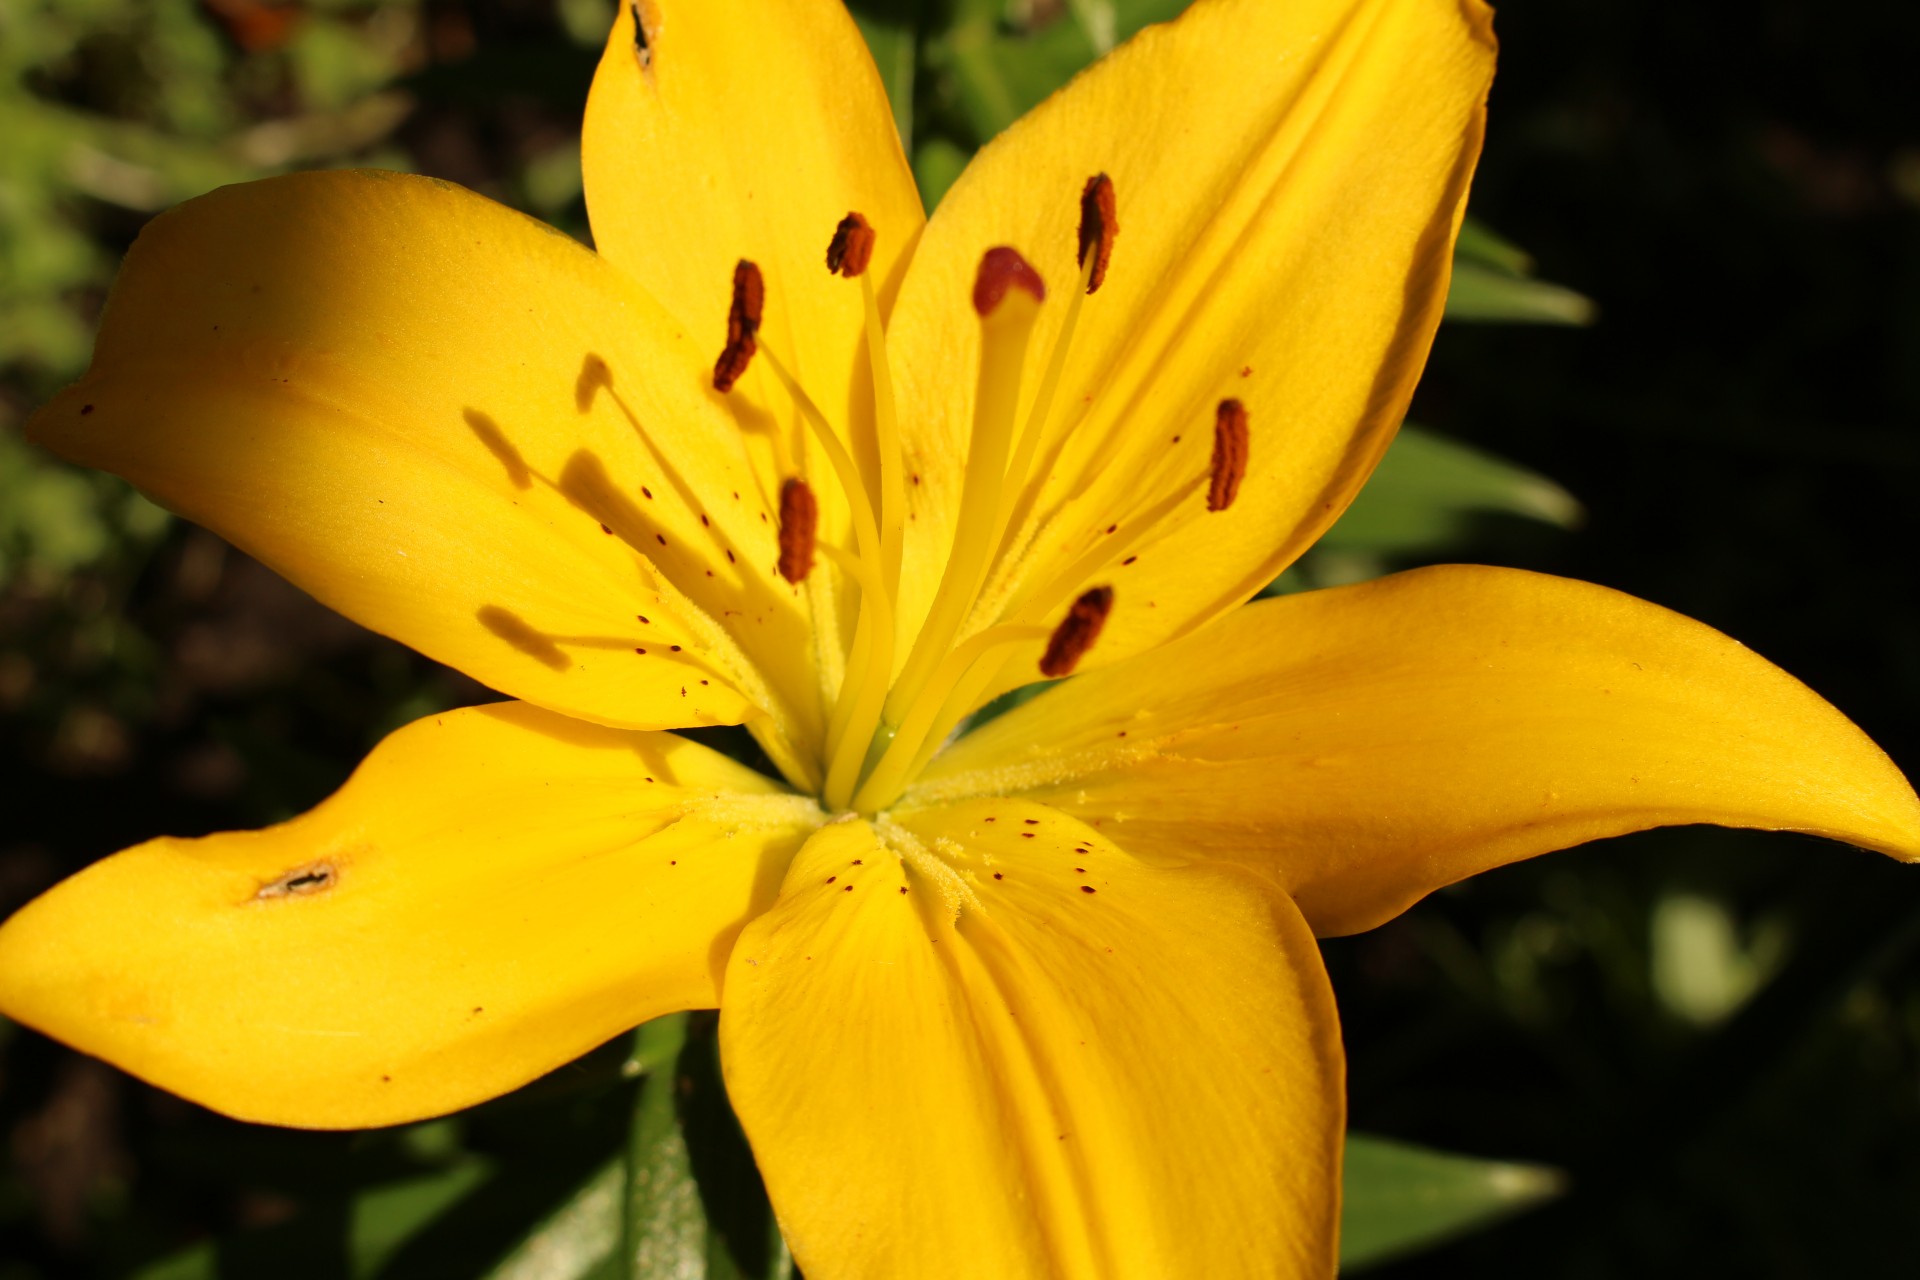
1081, 885, 1096, 894
973, 246, 1045, 316
712, 259, 764, 392
826, 212, 876, 278
1077, 173, 1118, 293
256, 862, 335, 900
1040, 585, 1114, 677
777, 477, 818, 583
1209, 398, 1249, 513
628, 2, 652, 69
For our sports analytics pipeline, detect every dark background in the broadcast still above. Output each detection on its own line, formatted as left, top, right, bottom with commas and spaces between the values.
1, 1, 1916, 1275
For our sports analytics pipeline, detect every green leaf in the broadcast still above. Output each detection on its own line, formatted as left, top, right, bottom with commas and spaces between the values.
482, 1014, 789, 1280
1340, 1134, 1564, 1270
134, 1159, 495, 1280
1446, 260, 1597, 326
930, 0, 1189, 144
621, 1014, 706, 1279
483, 1159, 623, 1280
1318, 424, 1581, 555
1452, 214, 1535, 276
912, 135, 972, 212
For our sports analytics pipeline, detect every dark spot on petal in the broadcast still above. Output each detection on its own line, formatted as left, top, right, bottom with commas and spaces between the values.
993, 873, 1004, 880
80, 404, 94, 415
256, 863, 335, 900
827, 875, 837, 884
635, 647, 647, 654
600, 523, 613, 534
1080, 885, 1096, 894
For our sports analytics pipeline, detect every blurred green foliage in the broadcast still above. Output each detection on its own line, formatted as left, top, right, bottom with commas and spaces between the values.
2, 1, 1917, 1278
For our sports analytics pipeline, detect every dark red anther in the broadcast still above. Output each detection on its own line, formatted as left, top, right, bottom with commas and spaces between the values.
777, 477, 818, 584
827, 212, 876, 278
712, 259, 765, 392
1039, 585, 1114, 678
1208, 398, 1249, 513
1077, 173, 1118, 294
972, 247, 1046, 317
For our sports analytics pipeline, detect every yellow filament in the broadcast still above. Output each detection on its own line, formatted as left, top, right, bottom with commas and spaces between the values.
817, 540, 885, 766
991, 254, 1094, 570
754, 343, 896, 803
863, 273, 907, 597
878, 474, 1213, 805
879, 289, 1043, 733
851, 622, 1050, 813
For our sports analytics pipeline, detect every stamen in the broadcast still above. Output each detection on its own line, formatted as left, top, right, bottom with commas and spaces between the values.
741, 297, 896, 810
973, 246, 1047, 315
826, 213, 876, 278
1039, 586, 1114, 677
1077, 173, 1118, 294
1208, 398, 1249, 512
712, 259, 764, 393
988, 175, 1120, 593
777, 477, 818, 583
829, 212, 907, 593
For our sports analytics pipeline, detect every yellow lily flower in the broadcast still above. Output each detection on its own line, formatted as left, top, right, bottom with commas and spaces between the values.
3, 0, 1917, 1274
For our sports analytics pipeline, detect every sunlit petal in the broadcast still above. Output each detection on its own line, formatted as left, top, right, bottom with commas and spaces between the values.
28, 170, 826, 778
584, 0, 926, 622
887, 0, 1496, 701
916, 566, 1920, 936
721, 803, 1341, 1279
0, 702, 820, 1127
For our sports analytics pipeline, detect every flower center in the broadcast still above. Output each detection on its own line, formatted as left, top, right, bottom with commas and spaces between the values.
712, 175, 1245, 815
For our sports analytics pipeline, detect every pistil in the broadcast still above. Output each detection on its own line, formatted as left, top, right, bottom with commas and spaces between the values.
879, 248, 1045, 736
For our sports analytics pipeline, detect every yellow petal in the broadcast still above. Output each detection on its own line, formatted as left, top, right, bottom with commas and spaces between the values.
0, 702, 820, 1128
583, 0, 925, 570
721, 801, 1341, 1279
28, 170, 826, 781
887, 0, 1495, 699
915, 566, 1920, 937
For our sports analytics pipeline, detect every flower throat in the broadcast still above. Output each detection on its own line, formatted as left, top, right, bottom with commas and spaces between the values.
711, 174, 1248, 814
